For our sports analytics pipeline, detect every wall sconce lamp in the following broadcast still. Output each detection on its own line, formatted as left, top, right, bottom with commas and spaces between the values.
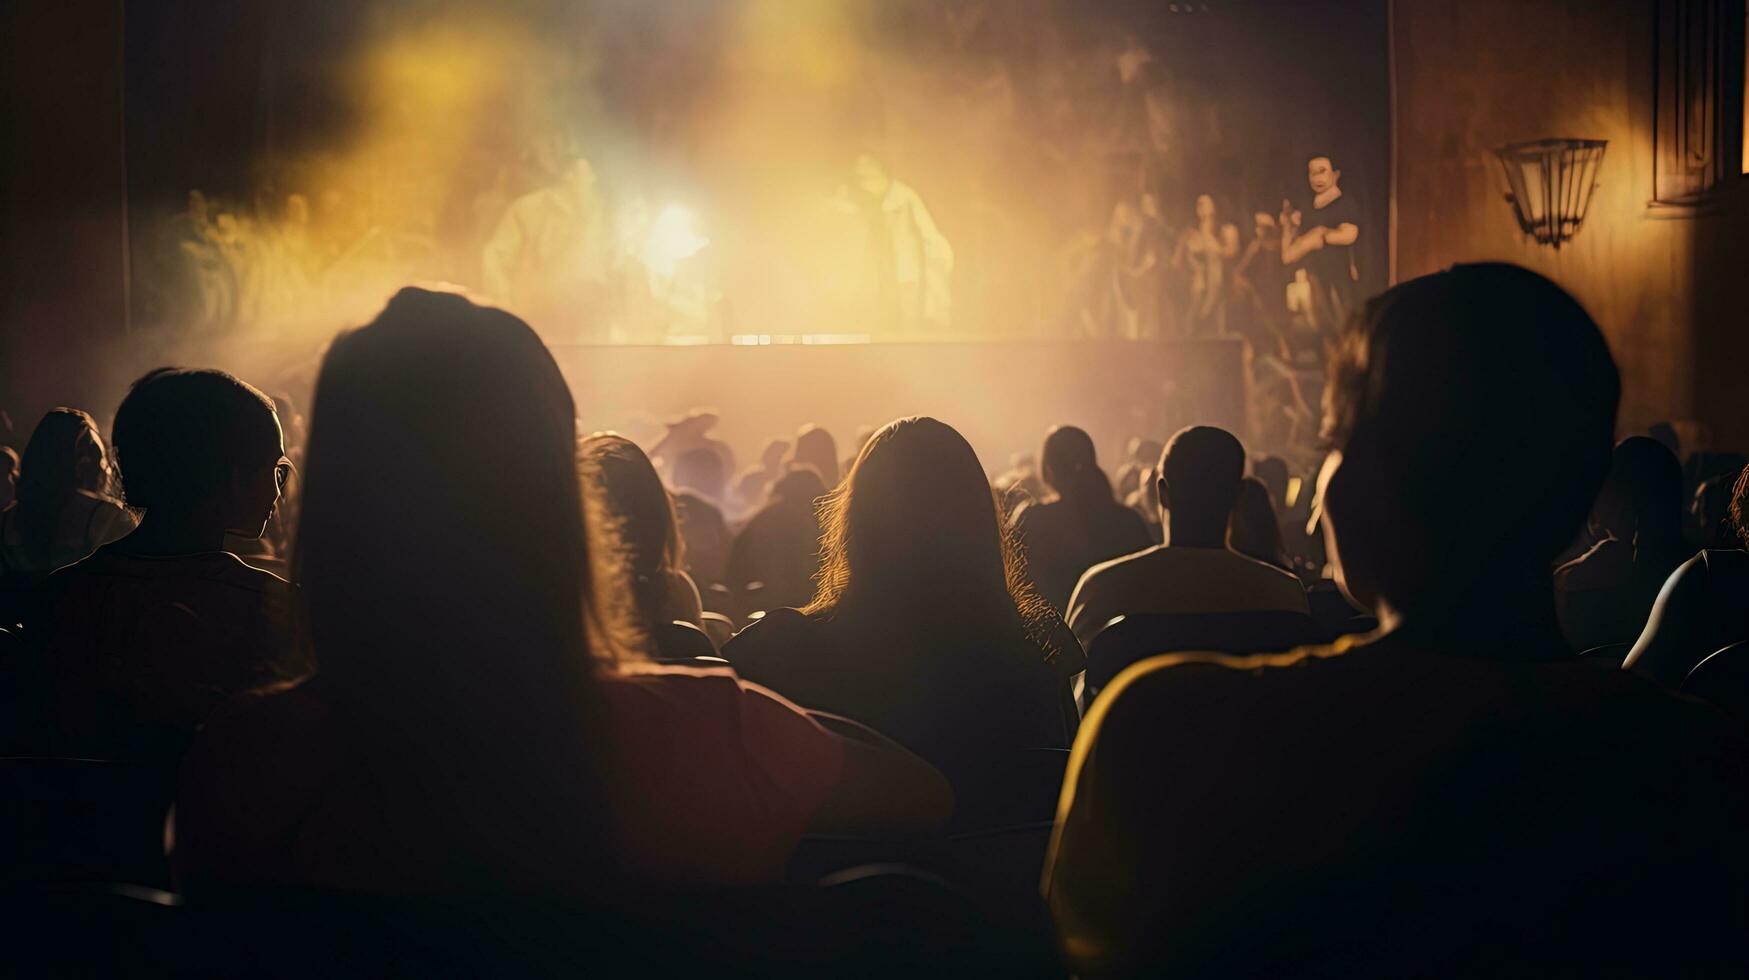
1496, 138, 1608, 248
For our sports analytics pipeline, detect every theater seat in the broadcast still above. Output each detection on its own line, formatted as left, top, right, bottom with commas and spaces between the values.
1084, 610, 1322, 702
698, 611, 736, 649
4, 881, 185, 975
949, 747, 1069, 833
0, 757, 177, 888
1682, 641, 1749, 720
1578, 642, 1633, 667
1306, 581, 1379, 639
653, 620, 720, 663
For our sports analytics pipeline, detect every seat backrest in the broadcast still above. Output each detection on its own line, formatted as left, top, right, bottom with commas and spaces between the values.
1306, 581, 1379, 639
653, 620, 719, 663
0, 757, 177, 887
1578, 642, 1633, 667
1086, 610, 1322, 697
948, 747, 1069, 834
1682, 641, 1749, 719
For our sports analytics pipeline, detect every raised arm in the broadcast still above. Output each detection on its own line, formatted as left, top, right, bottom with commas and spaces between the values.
1281, 224, 1327, 265
1322, 222, 1359, 248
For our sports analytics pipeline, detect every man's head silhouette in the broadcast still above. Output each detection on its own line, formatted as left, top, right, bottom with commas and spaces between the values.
1318, 263, 1619, 624
1156, 425, 1246, 548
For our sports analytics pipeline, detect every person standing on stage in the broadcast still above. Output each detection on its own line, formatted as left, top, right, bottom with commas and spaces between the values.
1171, 194, 1240, 337
482, 156, 613, 340
850, 154, 955, 334
1279, 155, 1361, 335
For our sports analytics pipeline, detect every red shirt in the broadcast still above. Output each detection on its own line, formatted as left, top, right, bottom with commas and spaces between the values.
173, 663, 844, 893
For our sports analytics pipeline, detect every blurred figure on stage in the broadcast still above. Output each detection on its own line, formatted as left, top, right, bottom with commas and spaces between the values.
1233, 211, 1291, 356
1171, 194, 1239, 337
849, 154, 955, 334
1280, 154, 1361, 337
482, 155, 613, 341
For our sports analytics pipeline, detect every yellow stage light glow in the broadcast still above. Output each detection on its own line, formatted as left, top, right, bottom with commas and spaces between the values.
645, 206, 710, 277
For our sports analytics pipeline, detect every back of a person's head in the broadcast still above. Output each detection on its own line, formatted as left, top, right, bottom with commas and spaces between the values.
673, 447, 726, 501
769, 465, 828, 509
580, 432, 682, 654
14, 408, 111, 562
111, 367, 280, 515
1228, 475, 1287, 569
1042, 424, 1112, 503
1159, 425, 1246, 533
1322, 263, 1619, 609
17, 408, 107, 509
792, 424, 840, 487
296, 287, 604, 885
812, 416, 1054, 650
1593, 436, 1683, 545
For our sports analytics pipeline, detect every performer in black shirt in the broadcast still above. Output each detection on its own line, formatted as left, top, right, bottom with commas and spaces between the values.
1280, 155, 1361, 334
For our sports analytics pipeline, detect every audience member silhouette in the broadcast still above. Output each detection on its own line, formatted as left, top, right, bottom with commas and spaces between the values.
1554, 436, 1690, 651
1012, 425, 1153, 612
1692, 470, 1746, 550
0, 409, 135, 582
650, 409, 736, 491
726, 417, 1079, 802
791, 423, 841, 488
1065, 425, 1307, 649
723, 466, 828, 612
173, 288, 948, 896
728, 438, 791, 519
1251, 455, 1291, 509
580, 433, 706, 656
1111, 436, 1163, 512
17, 368, 303, 761
1227, 474, 1291, 572
1647, 419, 1681, 458
0, 445, 18, 511
671, 447, 732, 591
1624, 463, 1749, 687
1045, 263, 1749, 977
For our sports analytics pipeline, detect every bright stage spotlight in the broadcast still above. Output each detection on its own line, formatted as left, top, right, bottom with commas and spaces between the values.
645, 205, 710, 277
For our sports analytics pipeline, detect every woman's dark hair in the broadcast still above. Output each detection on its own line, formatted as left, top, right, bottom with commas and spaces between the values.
1228, 476, 1290, 572
293, 287, 606, 890
807, 416, 1065, 663
1729, 463, 1749, 544
14, 408, 114, 566
111, 367, 281, 512
580, 432, 684, 662
1041, 425, 1114, 504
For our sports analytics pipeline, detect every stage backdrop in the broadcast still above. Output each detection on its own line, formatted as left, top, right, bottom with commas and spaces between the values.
121, 0, 1390, 346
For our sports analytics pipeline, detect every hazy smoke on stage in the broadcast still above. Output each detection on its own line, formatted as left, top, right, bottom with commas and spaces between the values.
127, 0, 1383, 349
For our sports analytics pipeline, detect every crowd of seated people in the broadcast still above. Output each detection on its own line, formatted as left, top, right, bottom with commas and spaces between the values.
1011, 425, 1155, 613
3, 263, 1749, 974
724, 416, 1081, 823
1554, 435, 1689, 652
